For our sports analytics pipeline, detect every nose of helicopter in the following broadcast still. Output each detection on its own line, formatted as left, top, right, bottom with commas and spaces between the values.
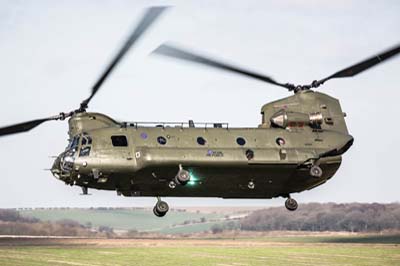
51, 154, 62, 179
50, 151, 75, 182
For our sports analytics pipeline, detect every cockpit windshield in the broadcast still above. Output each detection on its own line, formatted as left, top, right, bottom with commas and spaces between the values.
67, 135, 80, 150
60, 135, 80, 172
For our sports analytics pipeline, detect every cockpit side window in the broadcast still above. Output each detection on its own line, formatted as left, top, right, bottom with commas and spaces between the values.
111, 135, 128, 147
81, 135, 92, 146
79, 134, 92, 157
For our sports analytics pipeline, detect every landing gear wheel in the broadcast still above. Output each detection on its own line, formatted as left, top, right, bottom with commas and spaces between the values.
310, 165, 323, 178
153, 200, 169, 217
153, 206, 166, 217
175, 169, 190, 185
285, 198, 298, 211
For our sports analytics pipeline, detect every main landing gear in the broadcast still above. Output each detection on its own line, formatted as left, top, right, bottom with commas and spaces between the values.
153, 197, 169, 217
154, 165, 189, 217
175, 164, 190, 185
285, 196, 298, 211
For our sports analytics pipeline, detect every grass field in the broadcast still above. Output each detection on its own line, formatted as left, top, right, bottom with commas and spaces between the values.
0, 236, 399, 266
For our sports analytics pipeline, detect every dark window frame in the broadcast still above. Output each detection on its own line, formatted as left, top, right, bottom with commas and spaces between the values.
157, 136, 167, 145
236, 137, 246, 146
111, 135, 128, 147
197, 136, 206, 145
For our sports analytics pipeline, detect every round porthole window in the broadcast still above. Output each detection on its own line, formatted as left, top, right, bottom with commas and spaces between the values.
236, 137, 246, 146
197, 137, 206, 145
276, 137, 285, 146
157, 136, 167, 145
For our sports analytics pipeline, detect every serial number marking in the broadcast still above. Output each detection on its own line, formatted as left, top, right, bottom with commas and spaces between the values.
206, 150, 224, 157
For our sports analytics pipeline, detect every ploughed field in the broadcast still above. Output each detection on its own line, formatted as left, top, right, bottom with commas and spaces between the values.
0, 235, 399, 266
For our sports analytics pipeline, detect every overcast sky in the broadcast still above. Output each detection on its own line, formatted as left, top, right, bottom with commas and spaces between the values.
0, 0, 399, 208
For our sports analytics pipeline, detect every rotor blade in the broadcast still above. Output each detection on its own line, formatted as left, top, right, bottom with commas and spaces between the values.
0, 118, 54, 137
153, 44, 292, 90
80, 6, 168, 109
317, 43, 400, 85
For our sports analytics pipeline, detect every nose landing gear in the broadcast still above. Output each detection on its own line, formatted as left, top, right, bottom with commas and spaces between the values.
285, 196, 298, 211
153, 197, 169, 217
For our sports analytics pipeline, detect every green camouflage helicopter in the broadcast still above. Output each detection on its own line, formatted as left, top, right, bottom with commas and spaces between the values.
1, 7, 399, 217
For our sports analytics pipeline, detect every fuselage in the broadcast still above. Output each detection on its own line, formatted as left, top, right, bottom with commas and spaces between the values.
51, 90, 353, 199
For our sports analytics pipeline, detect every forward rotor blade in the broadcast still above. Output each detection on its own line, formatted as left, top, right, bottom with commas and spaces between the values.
153, 44, 292, 90
80, 6, 168, 109
317, 43, 400, 85
0, 118, 54, 137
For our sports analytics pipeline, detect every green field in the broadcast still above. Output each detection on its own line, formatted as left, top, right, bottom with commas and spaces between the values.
0, 236, 399, 266
20, 208, 225, 232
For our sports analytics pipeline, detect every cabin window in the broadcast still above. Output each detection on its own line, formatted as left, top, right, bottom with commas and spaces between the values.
111, 135, 128, 147
157, 136, 167, 145
197, 137, 206, 145
236, 137, 246, 146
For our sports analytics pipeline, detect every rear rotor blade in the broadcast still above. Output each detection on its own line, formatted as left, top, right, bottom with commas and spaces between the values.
316, 43, 400, 86
153, 44, 293, 90
0, 118, 55, 137
80, 6, 168, 109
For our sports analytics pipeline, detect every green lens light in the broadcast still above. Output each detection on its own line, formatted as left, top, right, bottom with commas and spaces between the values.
188, 170, 199, 186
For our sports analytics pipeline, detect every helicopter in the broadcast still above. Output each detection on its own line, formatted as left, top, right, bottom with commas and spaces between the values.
1, 7, 399, 217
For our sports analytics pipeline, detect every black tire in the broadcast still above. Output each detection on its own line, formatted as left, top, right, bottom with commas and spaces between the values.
285, 198, 298, 211
175, 169, 190, 185
310, 165, 323, 178
153, 206, 166, 217
156, 200, 169, 214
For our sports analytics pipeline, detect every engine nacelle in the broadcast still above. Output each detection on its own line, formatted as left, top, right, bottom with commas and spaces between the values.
270, 109, 323, 129
260, 90, 348, 134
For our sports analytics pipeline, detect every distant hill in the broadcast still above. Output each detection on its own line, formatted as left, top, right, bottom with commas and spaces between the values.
0, 209, 110, 237
241, 203, 400, 232
19, 207, 236, 234
5, 203, 400, 236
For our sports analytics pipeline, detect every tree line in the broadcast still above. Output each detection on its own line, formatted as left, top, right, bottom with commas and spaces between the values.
240, 203, 400, 232
0, 209, 113, 237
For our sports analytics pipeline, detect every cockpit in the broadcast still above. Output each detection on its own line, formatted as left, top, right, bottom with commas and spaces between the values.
79, 134, 92, 157
51, 133, 93, 183
61, 135, 80, 172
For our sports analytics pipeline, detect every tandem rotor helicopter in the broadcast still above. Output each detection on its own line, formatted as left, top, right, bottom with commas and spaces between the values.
1, 7, 400, 217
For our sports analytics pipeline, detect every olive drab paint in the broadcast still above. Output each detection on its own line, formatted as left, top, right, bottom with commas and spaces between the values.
51, 89, 353, 200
